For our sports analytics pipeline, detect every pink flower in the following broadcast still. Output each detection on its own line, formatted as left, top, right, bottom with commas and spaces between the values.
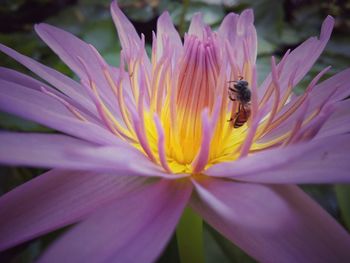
1, 1, 350, 262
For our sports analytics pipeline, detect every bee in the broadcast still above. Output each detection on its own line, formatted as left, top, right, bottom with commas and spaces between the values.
228, 77, 252, 128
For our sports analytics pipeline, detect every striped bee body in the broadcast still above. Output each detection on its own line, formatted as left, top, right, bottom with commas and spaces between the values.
228, 77, 252, 128
233, 103, 251, 128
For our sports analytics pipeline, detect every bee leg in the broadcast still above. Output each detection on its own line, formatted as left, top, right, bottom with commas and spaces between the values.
228, 87, 238, 92
228, 89, 237, 101
228, 95, 236, 101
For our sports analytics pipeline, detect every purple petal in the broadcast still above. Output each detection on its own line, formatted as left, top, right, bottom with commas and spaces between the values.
0, 132, 177, 178
0, 133, 111, 170
260, 68, 350, 143
237, 9, 257, 63
38, 179, 192, 263
156, 11, 183, 63
66, 141, 186, 179
0, 68, 100, 123
206, 134, 350, 184
258, 16, 334, 106
110, 1, 151, 70
34, 23, 121, 117
219, 9, 257, 66
0, 44, 95, 114
191, 177, 350, 263
0, 79, 120, 145
218, 13, 238, 43
0, 77, 74, 116
110, 0, 141, 58
317, 99, 350, 138
0, 169, 146, 251
307, 68, 350, 109
188, 13, 205, 39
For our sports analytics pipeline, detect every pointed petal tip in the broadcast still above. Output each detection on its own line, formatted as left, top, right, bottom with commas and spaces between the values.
188, 12, 205, 38
325, 15, 335, 24
159, 10, 170, 19
157, 11, 173, 29
191, 12, 204, 22
320, 15, 335, 41
110, 0, 122, 21
110, 0, 118, 9
110, 0, 116, 10
110, 0, 123, 17
33, 23, 41, 34
33, 23, 40, 30
110, 0, 144, 59
241, 8, 254, 23
225, 12, 238, 19
34, 23, 61, 40
34, 23, 50, 33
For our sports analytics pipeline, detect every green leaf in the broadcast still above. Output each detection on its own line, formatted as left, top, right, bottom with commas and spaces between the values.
335, 185, 350, 230
203, 225, 231, 263
82, 20, 118, 52
256, 56, 271, 85
206, 223, 256, 263
257, 36, 275, 56
0, 112, 52, 132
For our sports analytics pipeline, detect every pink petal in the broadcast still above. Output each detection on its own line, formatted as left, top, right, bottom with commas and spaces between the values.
219, 9, 257, 66
65, 141, 186, 179
0, 79, 120, 145
0, 67, 99, 123
110, 1, 151, 69
237, 9, 257, 63
38, 179, 192, 263
156, 11, 183, 63
34, 23, 120, 116
0, 133, 112, 170
0, 169, 146, 251
260, 68, 350, 143
206, 134, 350, 184
317, 99, 350, 138
188, 13, 205, 39
307, 68, 350, 110
0, 77, 73, 116
110, 0, 141, 57
258, 16, 334, 106
191, 177, 350, 263
0, 132, 175, 178
0, 44, 95, 114
218, 13, 238, 43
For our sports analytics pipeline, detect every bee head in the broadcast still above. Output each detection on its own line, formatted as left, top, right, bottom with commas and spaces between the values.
238, 80, 248, 86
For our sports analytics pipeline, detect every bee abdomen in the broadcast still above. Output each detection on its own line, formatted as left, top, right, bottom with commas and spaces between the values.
233, 119, 245, 128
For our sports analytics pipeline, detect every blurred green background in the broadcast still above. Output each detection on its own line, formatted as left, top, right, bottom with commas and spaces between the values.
0, 0, 349, 262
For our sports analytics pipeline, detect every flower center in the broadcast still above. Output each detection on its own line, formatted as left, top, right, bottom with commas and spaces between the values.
139, 33, 252, 173
43, 27, 333, 175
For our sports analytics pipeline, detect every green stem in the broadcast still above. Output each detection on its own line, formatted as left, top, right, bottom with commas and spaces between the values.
179, 0, 190, 36
176, 206, 205, 263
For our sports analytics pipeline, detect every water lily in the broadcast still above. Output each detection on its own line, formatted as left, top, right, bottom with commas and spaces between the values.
1, 1, 350, 262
